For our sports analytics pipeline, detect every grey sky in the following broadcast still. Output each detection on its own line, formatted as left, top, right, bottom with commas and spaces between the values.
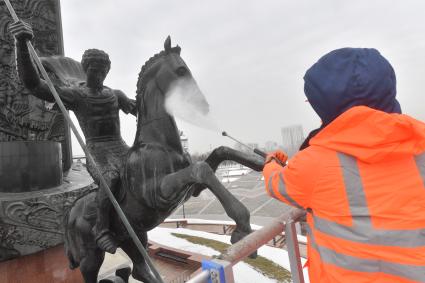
60, 0, 425, 154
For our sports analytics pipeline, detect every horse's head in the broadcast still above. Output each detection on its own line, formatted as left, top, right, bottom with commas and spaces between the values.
136, 36, 209, 123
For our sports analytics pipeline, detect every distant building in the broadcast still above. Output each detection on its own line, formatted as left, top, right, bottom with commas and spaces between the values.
281, 125, 304, 157
180, 131, 189, 152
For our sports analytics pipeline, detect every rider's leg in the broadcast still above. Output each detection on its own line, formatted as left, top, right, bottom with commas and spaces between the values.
93, 171, 120, 253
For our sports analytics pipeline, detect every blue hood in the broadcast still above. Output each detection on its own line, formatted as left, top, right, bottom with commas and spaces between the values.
304, 48, 401, 125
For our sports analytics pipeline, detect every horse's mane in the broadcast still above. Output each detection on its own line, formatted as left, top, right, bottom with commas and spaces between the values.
136, 39, 181, 99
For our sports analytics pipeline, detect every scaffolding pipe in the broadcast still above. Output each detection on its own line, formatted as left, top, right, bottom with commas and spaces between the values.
286, 219, 305, 283
218, 208, 305, 264
187, 208, 306, 283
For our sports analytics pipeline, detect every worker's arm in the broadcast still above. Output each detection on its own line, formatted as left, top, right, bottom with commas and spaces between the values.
263, 149, 319, 209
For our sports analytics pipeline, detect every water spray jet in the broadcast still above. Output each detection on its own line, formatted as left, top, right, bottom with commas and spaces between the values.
165, 78, 220, 131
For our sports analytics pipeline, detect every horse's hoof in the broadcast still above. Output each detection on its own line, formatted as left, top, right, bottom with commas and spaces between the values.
116, 266, 131, 283
231, 227, 258, 259
99, 277, 125, 283
107, 245, 117, 254
230, 227, 249, 243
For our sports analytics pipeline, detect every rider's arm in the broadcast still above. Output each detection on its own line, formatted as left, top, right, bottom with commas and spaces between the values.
13, 21, 77, 108
15, 36, 52, 101
16, 43, 78, 108
263, 148, 320, 210
115, 90, 137, 116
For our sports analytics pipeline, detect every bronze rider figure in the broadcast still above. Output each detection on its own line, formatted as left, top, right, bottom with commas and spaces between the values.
10, 21, 136, 254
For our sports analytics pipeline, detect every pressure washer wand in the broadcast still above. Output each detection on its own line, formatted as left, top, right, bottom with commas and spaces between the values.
222, 131, 267, 158
222, 131, 287, 167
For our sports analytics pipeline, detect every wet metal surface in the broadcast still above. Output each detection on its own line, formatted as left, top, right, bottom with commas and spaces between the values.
0, 141, 63, 193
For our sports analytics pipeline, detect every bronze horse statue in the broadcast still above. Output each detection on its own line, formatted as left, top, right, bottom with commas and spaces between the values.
65, 37, 264, 283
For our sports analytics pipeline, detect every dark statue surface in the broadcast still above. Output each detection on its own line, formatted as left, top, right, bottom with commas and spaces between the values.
11, 21, 265, 283
0, 0, 72, 171
65, 37, 264, 283
0, 141, 63, 192
10, 20, 137, 256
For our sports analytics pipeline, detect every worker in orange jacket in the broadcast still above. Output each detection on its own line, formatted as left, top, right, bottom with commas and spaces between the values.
263, 48, 425, 283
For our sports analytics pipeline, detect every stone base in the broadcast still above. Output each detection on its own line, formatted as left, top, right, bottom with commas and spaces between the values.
0, 161, 95, 261
0, 141, 63, 193
0, 239, 207, 283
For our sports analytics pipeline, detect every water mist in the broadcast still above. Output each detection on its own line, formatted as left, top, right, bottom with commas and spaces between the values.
165, 78, 219, 132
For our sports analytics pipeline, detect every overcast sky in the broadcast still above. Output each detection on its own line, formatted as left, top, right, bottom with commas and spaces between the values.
60, 0, 425, 155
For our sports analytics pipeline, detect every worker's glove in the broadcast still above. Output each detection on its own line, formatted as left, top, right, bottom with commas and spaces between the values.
8, 20, 34, 42
265, 150, 288, 165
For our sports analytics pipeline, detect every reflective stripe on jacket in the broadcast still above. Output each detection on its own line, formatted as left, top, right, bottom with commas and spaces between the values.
263, 106, 425, 283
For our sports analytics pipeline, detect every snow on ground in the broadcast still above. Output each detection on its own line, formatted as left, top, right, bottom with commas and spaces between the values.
148, 227, 310, 283
221, 177, 240, 183
163, 218, 307, 243
224, 169, 251, 176
164, 218, 235, 224
218, 168, 251, 183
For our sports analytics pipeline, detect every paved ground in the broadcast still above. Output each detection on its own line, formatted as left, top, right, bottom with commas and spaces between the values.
170, 168, 293, 226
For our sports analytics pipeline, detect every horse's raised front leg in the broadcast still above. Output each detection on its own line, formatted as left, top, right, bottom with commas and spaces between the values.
161, 162, 256, 250
193, 146, 265, 196
206, 146, 264, 172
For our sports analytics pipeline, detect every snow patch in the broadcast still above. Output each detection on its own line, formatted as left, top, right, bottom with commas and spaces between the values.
148, 227, 310, 283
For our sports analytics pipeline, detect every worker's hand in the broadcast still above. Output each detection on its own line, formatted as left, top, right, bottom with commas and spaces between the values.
265, 150, 288, 165
8, 21, 33, 42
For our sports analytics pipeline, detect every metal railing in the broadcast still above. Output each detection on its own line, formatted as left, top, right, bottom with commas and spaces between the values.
187, 208, 306, 283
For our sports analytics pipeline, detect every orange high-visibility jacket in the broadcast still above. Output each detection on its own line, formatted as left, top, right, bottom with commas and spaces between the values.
263, 106, 425, 283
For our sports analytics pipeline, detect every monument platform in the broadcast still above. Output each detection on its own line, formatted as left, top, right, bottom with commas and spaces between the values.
0, 240, 207, 283
0, 161, 95, 261
0, 161, 212, 282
